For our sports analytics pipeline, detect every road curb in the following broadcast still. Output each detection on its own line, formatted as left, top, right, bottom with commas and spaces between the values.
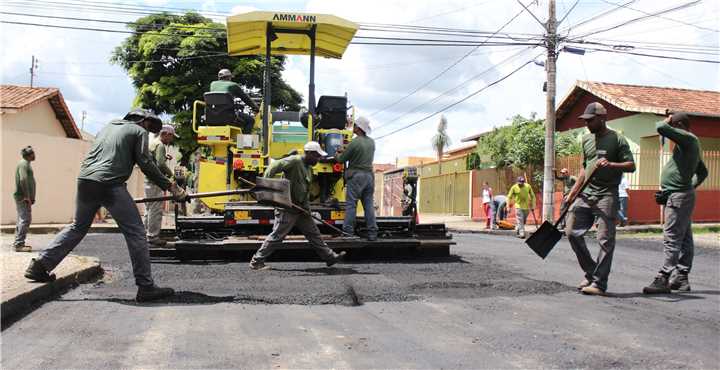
1, 263, 103, 323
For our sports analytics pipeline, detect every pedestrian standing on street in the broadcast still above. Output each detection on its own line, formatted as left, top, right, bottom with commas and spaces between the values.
335, 116, 378, 240
13, 146, 36, 252
643, 112, 708, 294
507, 177, 535, 239
249, 142, 347, 270
565, 102, 636, 296
617, 175, 630, 227
555, 167, 577, 229
144, 124, 179, 246
482, 182, 494, 229
24, 109, 186, 302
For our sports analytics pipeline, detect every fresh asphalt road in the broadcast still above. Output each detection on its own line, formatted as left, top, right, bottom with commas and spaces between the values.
2, 232, 719, 369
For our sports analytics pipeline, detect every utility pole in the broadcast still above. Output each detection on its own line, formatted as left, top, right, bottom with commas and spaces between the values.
29, 55, 38, 88
542, 0, 557, 222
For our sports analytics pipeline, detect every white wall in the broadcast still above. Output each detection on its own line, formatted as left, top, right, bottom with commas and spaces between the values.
1, 101, 68, 137
1, 129, 146, 225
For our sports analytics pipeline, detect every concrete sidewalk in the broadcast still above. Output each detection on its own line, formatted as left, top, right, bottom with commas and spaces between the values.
419, 213, 720, 236
1, 248, 102, 322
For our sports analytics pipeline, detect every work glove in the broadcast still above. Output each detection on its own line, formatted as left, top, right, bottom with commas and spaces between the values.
169, 183, 188, 202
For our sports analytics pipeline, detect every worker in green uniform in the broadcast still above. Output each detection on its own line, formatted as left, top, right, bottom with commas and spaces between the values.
144, 124, 179, 246
210, 68, 258, 133
335, 116, 378, 240
249, 141, 346, 270
643, 112, 708, 294
565, 102, 636, 296
554, 167, 577, 229
24, 109, 186, 302
13, 146, 36, 252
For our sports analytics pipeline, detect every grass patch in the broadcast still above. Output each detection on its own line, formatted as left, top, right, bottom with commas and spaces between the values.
620, 225, 719, 237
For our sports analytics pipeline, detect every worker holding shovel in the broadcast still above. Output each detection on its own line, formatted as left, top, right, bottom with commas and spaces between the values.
565, 102, 635, 296
24, 109, 185, 302
249, 141, 346, 270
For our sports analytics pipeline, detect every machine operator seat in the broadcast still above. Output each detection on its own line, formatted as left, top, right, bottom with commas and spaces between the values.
204, 92, 236, 126
204, 92, 255, 133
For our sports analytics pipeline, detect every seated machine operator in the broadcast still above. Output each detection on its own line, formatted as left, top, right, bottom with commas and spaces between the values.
209, 69, 259, 133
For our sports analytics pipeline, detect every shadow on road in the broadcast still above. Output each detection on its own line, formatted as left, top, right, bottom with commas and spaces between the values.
607, 290, 720, 301
268, 267, 379, 276
57, 291, 235, 306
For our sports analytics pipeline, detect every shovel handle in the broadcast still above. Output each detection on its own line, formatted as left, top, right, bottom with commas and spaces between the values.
134, 189, 253, 203
554, 165, 598, 228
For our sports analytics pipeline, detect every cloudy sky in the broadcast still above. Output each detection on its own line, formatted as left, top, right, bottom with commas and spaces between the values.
2, 0, 718, 163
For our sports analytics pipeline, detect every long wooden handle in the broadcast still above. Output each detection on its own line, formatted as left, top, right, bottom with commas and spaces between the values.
291, 204, 355, 237
134, 189, 252, 203
554, 166, 597, 228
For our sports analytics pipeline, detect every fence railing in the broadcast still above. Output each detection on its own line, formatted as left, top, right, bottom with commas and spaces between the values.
555, 150, 720, 190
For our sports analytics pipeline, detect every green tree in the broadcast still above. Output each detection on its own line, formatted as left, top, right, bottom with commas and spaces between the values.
111, 12, 302, 162
431, 115, 451, 174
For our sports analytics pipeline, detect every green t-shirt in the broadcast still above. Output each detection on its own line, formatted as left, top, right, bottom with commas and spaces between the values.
657, 121, 708, 192
336, 135, 375, 173
555, 175, 577, 196
78, 120, 172, 190
581, 129, 635, 196
209, 80, 256, 110
507, 183, 535, 210
264, 154, 312, 210
14, 159, 36, 202
145, 137, 173, 183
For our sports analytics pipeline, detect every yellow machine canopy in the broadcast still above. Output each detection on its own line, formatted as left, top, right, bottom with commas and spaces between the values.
226, 11, 358, 58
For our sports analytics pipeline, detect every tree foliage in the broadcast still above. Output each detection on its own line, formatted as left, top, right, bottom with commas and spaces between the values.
111, 12, 302, 161
474, 113, 582, 170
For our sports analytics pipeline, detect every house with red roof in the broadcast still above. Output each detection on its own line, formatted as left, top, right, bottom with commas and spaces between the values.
555, 81, 720, 223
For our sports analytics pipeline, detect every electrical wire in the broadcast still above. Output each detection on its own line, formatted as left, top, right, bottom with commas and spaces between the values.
367, 4, 530, 118
599, 0, 719, 33
375, 57, 538, 141
571, 1, 702, 39
563, 45, 719, 64
372, 47, 537, 134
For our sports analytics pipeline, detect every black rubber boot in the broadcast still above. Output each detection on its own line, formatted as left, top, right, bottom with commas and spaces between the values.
326, 251, 347, 267
669, 273, 691, 291
136, 285, 175, 302
24, 258, 56, 282
643, 273, 671, 294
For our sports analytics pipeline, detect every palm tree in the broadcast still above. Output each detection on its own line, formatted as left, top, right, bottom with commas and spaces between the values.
431, 115, 451, 174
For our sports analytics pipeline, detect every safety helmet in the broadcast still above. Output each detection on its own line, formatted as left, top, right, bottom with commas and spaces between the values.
218, 68, 233, 79
303, 141, 328, 156
124, 108, 162, 134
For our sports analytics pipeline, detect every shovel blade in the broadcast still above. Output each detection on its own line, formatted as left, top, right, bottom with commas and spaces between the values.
253, 177, 293, 209
525, 221, 563, 259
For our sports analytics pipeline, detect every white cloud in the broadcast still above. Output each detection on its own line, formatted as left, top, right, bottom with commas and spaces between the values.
1, 0, 717, 165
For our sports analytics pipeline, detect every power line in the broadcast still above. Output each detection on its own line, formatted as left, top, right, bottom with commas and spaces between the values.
373, 47, 537, 134
375, 58, 536, 141
559, 0, 637, 34
0, 12, 546, 48
562, 45, 719, 64
558, 0, 581, 25
571, 1, 702, 39
368, 4, 530, 118
599, 0, 719, 33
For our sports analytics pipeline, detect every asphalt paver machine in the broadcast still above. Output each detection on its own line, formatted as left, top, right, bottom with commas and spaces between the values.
161, 11, 453, 259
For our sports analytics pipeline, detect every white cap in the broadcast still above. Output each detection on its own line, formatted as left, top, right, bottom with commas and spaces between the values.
303, 141, 327, 156
355, 116, 371, 134
160, 124, 179, 138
